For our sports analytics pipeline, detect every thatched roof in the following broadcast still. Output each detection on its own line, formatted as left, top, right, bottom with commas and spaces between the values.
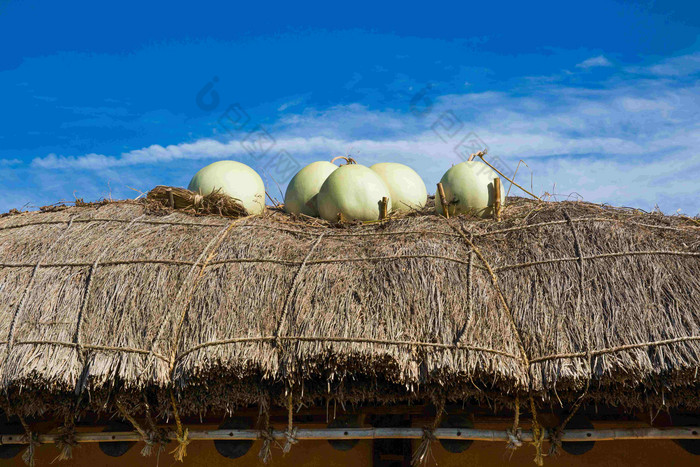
0, 196, 699, 418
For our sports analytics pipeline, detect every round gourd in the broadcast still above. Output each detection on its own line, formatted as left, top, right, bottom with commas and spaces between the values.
370, 162, 427, 213
284, 161, 337, 216
317, 164, 391, 222
435, 161, 505, 218
188, 160, 265, 215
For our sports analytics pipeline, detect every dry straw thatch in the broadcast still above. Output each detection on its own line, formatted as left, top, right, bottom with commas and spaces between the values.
0, 195, 698, 420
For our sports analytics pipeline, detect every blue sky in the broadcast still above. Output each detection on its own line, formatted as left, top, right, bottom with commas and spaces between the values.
1, 0, 699, 214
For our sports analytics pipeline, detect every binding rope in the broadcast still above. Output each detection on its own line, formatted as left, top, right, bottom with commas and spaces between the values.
529, 395, 545, 466
453, 233, 474, 346
74, 214, 145, 365
169, 390, 190, 462
282, 390, 298, 454
549, 211, 592, 457
450, 223, 530, 367
145, 219, 239, 462
143, 218, 240, 377
52, 413, 78, 462
506, 396, 523, 450
258, 394, 277, 464
115, 399, 164, 457
273, 232, 326, 345
450, 222, 548, 463
18, 415, 39, 467
3, 216, 76, 380
411, 396, 445, 466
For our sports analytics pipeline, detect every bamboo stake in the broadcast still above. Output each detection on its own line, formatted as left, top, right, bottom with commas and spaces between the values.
380, 197, 388, 220
1, 427, 697, 445
493, 178, 502, 221
475, 153, 542, 202
437, 183, 449, 219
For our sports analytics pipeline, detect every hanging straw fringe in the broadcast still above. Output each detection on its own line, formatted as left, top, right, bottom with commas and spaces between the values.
411, 397, 445, 466
19, 415, 39, 467
169, 391, 190, 462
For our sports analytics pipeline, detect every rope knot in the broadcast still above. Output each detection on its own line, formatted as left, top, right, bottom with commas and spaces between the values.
506, 427, 523, 450
53, 423, 78, 461
21, 432, 40, 467
170, 427, 190, 462
140, 429, 168, 457
258, 427, 276, 464
548, 426, 564, 456
282, 426, 298, 454
411, 427, 437, 466
531, 422, 546, 466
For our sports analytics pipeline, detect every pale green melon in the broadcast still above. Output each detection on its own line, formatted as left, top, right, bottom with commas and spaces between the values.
370, 162, 427, 213
317, 164, 391, 222
284, 161, 337, 216
188, 160, 266, 215
435, 161, 505, 218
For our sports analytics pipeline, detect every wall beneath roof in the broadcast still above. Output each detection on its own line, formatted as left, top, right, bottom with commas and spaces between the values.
0, 422, 697, 466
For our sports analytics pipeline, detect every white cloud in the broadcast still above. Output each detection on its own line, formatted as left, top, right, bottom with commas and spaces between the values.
576, 55, 613, 69
28, 54, 700, 215
0, 158, 22, 166
646, 53, 700, 76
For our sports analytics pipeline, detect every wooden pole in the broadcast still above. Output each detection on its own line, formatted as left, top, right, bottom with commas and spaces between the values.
166, 188, 175, 208
493, 178, 502, 221
2, 427, 697, 445
380, 197, 388, 220
437, 183, 449, 219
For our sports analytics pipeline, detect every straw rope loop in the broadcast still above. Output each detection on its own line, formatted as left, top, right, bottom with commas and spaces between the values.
273, 232, 326, 346
5, 216, 75, 359
142, 217, 240, 380
168, 219, 241, 374
450, 223, 530, 368
74, 214, 145, 362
